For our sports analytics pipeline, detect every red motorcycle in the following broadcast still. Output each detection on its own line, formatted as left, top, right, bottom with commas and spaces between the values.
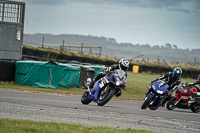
166, 83, 200, 113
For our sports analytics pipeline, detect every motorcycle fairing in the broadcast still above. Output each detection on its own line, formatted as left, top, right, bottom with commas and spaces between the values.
173, 94, 181, 100
153, 80, 168, 94
107, 69, 126, 90
88, 77, 109, 101
145, 80, 168, 105
177, 85, 189, 95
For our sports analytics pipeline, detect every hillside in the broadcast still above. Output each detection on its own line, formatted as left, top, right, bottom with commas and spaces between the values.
23, 33, 200, 63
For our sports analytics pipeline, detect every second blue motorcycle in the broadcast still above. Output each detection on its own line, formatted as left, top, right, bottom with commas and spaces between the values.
141, 80, 169, 110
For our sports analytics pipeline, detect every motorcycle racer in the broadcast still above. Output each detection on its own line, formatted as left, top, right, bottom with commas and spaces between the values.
185, 74, 200, 91
86, 58, 129, 96
151, 67, 182, 107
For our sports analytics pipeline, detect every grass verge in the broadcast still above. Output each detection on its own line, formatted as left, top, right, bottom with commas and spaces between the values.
0, 118, 154, 133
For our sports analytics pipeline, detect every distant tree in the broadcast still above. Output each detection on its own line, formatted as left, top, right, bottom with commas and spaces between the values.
108, 38, 116, 43
185, 48, 190, 52
161, 45, 165, 49
152, 45, 160, 49
165, 43, 172, 49
120, 43, 133, 47
100, 37, 107, 41
191, 48, 200, 54
144, 44, 151, 48
134, 44, 140, 47
173, 44, 178, 49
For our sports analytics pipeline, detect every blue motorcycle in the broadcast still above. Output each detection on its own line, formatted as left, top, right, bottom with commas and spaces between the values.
141, 80, 169, 110
81, 69, 126, 106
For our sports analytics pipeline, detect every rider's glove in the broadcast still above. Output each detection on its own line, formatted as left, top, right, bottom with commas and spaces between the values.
183, 82, 189, 86
151, 80, 156, 84
105, 67, 111, 71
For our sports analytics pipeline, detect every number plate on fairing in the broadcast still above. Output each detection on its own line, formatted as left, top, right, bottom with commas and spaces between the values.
99, 77, 109, 88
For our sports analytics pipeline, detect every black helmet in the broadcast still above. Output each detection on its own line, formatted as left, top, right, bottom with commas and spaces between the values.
119, 59, 129, 71
172, 67, 182, 78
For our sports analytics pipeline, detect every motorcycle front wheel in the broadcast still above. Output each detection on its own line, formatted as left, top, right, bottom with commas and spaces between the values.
81, 91, 92, 105
141, 94, 154, 109
166, 97, 177, 110
191, 105, 200, 113
97, 88, 115, 106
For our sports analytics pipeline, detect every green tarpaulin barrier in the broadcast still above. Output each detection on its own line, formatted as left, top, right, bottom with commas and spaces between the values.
15, 60, 105, 88
15, 61, 81, 88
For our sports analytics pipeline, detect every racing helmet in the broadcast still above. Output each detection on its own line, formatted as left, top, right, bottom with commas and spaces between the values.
172, 67, 182, 78
198, 74, 200, 82
119, 59, 129, 71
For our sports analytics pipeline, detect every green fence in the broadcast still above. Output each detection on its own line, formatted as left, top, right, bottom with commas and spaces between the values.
15, 60, 105, 88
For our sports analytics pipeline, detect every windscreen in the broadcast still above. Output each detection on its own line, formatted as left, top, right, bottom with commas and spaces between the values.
115, 69, 126, 81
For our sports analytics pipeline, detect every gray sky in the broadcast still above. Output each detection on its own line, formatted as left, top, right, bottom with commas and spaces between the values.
19, 0, 200, 49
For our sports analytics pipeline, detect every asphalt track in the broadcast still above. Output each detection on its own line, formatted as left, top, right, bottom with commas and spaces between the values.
0, 88, 200, 132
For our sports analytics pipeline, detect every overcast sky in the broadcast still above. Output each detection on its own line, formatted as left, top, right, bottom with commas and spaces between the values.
19, 0, 200, 49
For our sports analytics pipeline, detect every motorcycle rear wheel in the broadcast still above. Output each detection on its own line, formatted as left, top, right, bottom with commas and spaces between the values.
166, 97, 177, 110
141, 94, 154, 109
97, 88, 115, 106
81, 91, 92, 105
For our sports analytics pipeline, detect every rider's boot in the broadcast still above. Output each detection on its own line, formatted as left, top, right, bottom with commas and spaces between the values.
158, 97, 165, 107
86, 80, 95, 92
162, 97, 170, 107
162, 99, 167, 107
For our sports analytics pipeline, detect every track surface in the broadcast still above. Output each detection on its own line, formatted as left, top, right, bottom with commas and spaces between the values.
0, 88, 200, 133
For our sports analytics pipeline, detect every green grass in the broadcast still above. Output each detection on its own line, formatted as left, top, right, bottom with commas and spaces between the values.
0, 118, 153, 133
0, 72, 195, 101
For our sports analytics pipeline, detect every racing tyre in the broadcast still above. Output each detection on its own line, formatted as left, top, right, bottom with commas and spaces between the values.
166, 97, 177, 110
191, 105, 200, 113
97, 88, 115, 106
141, 94, 154, 109
81, 91, 92, 105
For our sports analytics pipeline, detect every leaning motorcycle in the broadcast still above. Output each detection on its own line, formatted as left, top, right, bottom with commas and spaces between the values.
141, 80, 168, 110
81, 69, 126, 106
166, 83, 200, 113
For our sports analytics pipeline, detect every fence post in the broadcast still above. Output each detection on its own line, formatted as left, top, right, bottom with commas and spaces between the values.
194, 57, 197, 66
69, 46, 71, 52
89, 48, 92, 55
81, 43, 83, 54
62, 40, 65, 50
99, 47, 102, 57
42, 37, 44, 48
179, 57, 181, 65
157, 56, 160, 64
